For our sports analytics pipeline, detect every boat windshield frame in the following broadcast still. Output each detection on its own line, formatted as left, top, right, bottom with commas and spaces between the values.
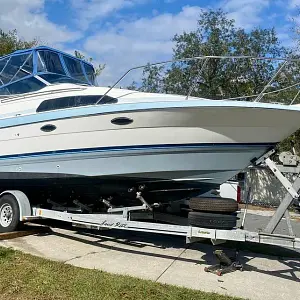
0, 46, 96, 96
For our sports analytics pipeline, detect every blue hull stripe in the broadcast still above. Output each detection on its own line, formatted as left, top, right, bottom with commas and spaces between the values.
0, 142, 275, 161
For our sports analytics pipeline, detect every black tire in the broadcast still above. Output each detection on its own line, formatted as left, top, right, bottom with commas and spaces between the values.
189, 197, 238, 213
0, 194, 20, 233
188, 211, 237, 229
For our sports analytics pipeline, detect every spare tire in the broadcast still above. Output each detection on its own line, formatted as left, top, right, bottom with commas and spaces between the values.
189, 197, 238, 213
188, 211, 237, 229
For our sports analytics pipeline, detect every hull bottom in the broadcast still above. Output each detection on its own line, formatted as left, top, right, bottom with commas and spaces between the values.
0, 173, 217, 208
0, 143, 271, 207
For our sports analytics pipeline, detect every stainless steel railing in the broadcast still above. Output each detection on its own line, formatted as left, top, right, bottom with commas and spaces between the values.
96, 55, 300, 105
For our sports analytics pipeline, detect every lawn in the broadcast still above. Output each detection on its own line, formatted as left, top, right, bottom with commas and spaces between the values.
0, 246, 241, 300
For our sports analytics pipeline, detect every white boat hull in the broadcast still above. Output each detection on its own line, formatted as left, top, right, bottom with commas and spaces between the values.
0, 143, 270, 184
0, 96, 300, 203
0, 104, 298, 183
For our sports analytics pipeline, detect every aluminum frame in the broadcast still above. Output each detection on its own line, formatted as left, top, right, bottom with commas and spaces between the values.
27, 207, 300, 249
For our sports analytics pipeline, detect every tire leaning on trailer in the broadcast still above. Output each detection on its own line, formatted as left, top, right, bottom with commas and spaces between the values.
189, 197, 238, 213
0, 194, 20, 233
188, 211, 238, 229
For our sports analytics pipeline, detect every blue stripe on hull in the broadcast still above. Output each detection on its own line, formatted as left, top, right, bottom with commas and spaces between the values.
0, 142, 275, 161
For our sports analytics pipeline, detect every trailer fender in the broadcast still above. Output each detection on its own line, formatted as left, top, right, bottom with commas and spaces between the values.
0, 190, 31, 221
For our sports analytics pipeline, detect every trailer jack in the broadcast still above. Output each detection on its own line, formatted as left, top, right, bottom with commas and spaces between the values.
204, 250, 243, 276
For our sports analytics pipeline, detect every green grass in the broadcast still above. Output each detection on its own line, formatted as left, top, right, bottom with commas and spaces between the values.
0, 246, 241, 300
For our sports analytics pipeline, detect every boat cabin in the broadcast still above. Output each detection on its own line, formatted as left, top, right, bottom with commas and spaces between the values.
0, 46, 96, 96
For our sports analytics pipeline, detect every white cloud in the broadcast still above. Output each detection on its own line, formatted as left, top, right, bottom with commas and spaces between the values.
222, 0, 270, 29
83, 5, 202, 86
290, 0, 300, 8
70, 0, 148, 30
0, 0, 81, 46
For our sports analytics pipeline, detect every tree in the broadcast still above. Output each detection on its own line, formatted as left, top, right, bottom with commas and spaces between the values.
126, 81, 139, 91
0, 29, 38, 56
140, 10, 292, 101
140, 64, 166, 93
278, 12, 300, 154
74, 50, 105, 77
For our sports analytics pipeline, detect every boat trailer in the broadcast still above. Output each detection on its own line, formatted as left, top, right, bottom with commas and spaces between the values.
18, 149, 298, 249
0, 149, 299, 275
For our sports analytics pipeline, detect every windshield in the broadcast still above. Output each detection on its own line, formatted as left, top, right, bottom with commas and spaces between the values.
0, 52, 33, 86
0, 52, 36, 96
37, 50, 96, 85
37, 50, 65, 75
0, 47, 96, 96
84, 64, 96, 84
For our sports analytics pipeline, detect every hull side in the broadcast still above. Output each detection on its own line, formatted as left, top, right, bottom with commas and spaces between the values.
0, 107, 299, 154
0, 143, 271, 184
0, 104, 296, 203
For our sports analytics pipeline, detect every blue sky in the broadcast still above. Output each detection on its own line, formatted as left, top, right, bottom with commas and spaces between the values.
1, 0, 300, 85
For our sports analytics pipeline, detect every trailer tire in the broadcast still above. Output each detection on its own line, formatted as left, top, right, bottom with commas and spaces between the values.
0, 194, 20, 233
189, 197, 238, 213
188, 211, 237, 229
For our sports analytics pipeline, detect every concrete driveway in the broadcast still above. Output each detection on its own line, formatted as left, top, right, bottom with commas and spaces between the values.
0, 211, 300, 300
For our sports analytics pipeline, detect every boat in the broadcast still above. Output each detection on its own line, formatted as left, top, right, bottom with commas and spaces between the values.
0, 46, 300, 209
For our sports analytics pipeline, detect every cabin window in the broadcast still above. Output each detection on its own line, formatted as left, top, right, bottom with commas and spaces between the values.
37, 50, 65, 75
63, 56, 87, 82
36, 95, 118, 112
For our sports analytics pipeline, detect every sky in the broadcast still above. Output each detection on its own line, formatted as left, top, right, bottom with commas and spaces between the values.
1, 0, 300, 86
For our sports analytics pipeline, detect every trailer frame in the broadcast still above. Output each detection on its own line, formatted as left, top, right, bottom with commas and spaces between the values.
24, 206, 300, 249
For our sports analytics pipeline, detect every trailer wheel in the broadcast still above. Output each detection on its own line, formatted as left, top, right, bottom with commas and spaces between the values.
189, 197, 238, 213
0, 194, 20, 233
188, 211, 237, 229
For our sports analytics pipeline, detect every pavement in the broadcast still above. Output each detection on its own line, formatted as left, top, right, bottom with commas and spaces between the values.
240, 209, 300, 237
0, 211, 300, 300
